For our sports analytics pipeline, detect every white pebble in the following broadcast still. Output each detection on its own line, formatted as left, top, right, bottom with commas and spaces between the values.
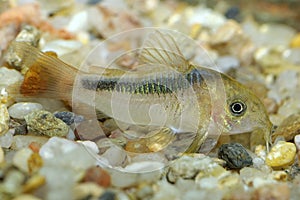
66, 11, 89, 33
39, 137, 96, 169
77, 140, 99, 154
8, 102, 43, 119
124, 161, 165, 173
39, 137, 97, 200
0, 67, 23, 87
42, 40, 82, 57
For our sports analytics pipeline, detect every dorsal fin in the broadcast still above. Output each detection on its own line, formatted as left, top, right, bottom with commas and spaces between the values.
138, 30, 192, 73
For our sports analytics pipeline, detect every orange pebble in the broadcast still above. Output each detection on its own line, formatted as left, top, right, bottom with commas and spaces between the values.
28, 142, 41, 153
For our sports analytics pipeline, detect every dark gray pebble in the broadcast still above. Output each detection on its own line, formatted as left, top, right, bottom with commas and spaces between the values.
99, 191, 116, 200
54, 111, 76, 125
218, 143, 253, 169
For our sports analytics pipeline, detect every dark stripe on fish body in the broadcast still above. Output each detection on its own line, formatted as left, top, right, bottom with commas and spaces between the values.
80, 68, 204, 94
185, 68, 203, 85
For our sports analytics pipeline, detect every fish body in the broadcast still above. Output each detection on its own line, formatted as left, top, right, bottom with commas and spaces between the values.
9, 31, 272, 153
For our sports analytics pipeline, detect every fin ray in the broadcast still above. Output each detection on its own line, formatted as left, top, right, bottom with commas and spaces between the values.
138, 30, 191, 73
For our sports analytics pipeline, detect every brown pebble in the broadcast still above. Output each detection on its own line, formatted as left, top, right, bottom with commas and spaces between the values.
83, 166, 111, 188
272, 113, 300, 142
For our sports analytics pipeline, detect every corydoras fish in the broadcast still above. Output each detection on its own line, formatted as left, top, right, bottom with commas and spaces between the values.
9, 31, 272, 153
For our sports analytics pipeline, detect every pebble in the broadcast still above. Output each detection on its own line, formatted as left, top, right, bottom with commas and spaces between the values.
42, 39, 82, 57
167, 154, 214, 183
0, 67, 23, 87
12, 148, 33, 173
286, 163, 300, 180
0, 104, 9, 136
54, 111, 76, 125
14, 123, 28, 135
39, 137, 96, 168
124, 161, 165, 173
272, 113, 300, 142
135, 183, 154, 200
266, 141, 296, 168
99, 191, 116, 200
2, 169, 26, 194
218, 143, 253, 169
73, 183, 104, 200
225, 6, 240, 21
101, 146, 127, 167
12, 194, 42, 200
109, 164, 162, 188
244, 22, 296, 47
254, 183, 290, 200
24, 110, 69, 137
83, 166, 111, 187
0, 129, 14, 148
39, 137, 97, 200
22, 174, 45, 193
0, 146, 4, 163
294, 135, 300, 150
27, 152, 43, 174
211, 20, 254, 65
283, 48, 300, 65
11, 135, 49, 150
6, 25, 41, 73
8, 102, 43, 119
290, 33, 300, 48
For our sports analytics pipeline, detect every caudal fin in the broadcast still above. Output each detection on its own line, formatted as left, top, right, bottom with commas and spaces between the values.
9, 42, 78, 101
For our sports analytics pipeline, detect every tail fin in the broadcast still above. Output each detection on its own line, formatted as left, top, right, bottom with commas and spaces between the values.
9, 42, 78, 101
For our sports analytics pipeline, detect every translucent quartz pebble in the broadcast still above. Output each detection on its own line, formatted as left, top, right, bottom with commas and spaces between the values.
101, 146, 127, 167
39, 137, 97, 200
8, 102, 43, 119
0, 129, 14, 148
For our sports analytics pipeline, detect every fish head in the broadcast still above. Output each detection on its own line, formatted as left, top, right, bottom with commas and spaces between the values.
220, 75, 272, 146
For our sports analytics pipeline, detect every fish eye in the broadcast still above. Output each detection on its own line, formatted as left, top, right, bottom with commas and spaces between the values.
230, 101, 246, 116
